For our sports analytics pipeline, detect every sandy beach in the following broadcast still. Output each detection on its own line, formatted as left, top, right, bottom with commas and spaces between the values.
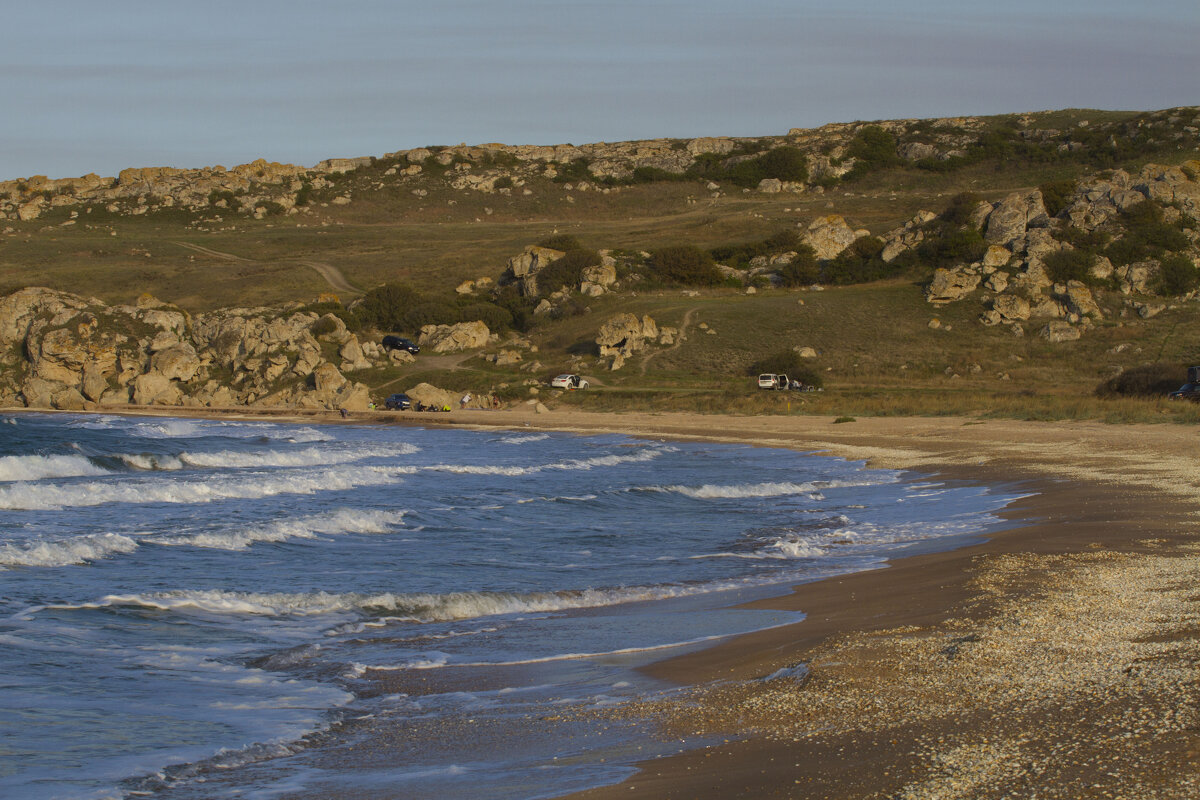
14, 404, 1200, 797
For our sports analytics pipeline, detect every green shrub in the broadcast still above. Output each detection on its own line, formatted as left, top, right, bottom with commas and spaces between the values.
1096, 363, 1188, 398
536, 248, 601, 293
309, 316, 340, 337
703, 146, 809, 188
1043, 249, 1096, 284
355, 283, 423, 331
912, 227, 987, 270
938, 193, 984, 227
1105, 200, 1192, 266
630, 166, 689, 183
844, 126, 901, 179
821, 237, 893, 285
457, 301, 514, 332
554, 158, 594, 183
401, 301, 460, 330
1038, 179, 1077, 217
776, 246, 821, 287
1154, 254, 1200, 297
494, 175, 514, 190
747, 351, 824, 388
537, 234, 583, 252
649, 246, 722, 286
710, 229, 801, 269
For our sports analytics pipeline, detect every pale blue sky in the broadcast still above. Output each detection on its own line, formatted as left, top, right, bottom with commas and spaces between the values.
2, 0, 1196, 180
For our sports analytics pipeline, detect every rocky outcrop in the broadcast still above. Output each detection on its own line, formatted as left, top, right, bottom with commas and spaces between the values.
418, 321, 494, 353
596, 313, 660, 370
0, 287, 375, 411
801, 215, 868, 261
503, 245, 566, 297
926, 267, 982, 304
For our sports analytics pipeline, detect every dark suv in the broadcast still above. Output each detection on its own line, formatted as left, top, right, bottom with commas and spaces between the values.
384, 393, 412, 410
382, 335, 419, 354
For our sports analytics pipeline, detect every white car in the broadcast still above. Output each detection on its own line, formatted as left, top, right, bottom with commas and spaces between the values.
551, 374, 589, 390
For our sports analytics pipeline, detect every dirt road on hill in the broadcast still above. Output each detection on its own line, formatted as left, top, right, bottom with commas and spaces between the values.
173, 242, 362, 297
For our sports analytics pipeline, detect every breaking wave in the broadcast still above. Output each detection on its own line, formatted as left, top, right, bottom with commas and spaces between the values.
0, 453, 110, 482
0, 532, 141, 569
159, 508, 400, 551
0, 466, 403, 511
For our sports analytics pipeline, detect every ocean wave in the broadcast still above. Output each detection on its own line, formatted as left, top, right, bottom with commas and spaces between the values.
497, 433, 549, 444
650, 477, 887, 499
54, 583, 708, 624
425, 447, 664, 477
0, 532, 141, 569
117, 453, 186, 471
0, 453, 110, 482
177, 443, 418, 469
159, 508, 400, 550
0, 465, 403, 511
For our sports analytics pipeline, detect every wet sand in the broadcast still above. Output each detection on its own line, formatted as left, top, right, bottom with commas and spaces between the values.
12, 404, 1200, 797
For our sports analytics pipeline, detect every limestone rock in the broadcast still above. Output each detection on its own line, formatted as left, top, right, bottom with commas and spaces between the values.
1062, 282, 1102, 318
149, 343, 200, 382
985, 190, 1050, 249
1039, 321, 1081, 343
802, 215, 867, 260
993, 295, 1031, 322
926, 267, 981, 304
132, 373, 184, 405
418, 321, 493, 353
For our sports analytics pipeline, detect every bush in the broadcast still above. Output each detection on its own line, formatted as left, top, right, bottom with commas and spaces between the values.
457, 301, 514, 332
911, 227, 987, 270
844, 126, 901, 179
630, 166, 689, 183
649, 246, 722, 286
938, 193, 984, 227
554, 158, 594, 183
821, 237, 892, 285
1104, 200, 1192, 266
710, 229, 802, 269
746, 351, 823, 388
1038, 179, 1077, 217
310, 316, 340, 337
536, 248, 601, 293
1096, 363, 1188, 398
776, 246, 820, 287
1154, 254, 1200, 297
1043, 249, 1096, 284
355, 283, 423, 331
494, 175, 514, 190
714, 146, 809, 188
537, 234, 583, 252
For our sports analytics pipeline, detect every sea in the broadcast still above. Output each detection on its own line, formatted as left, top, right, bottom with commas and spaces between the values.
0, 412, 1022, 800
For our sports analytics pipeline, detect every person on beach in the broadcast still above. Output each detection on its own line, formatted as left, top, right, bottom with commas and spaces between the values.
460, 393, 471, 409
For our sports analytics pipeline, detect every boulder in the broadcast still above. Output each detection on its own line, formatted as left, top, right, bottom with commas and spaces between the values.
982, 245, 1012, 268
418, 321, 493, 353
1062, 282, 1102, 318
404, 382, 456, 410
985, 190, 1050, 249
801, 215, 867, 260
1039, 321, 1081, 343
149, 343, 200, 382
925, 267, 981, 304
132, 373, 184, 405
992, 295, 1031, 322
984, 271, 1010, 293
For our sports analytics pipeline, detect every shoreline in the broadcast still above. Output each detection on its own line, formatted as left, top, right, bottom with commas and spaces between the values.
8, 404, 1200, 796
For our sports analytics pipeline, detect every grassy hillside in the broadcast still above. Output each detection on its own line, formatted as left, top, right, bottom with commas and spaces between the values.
2, 106, 1199, 421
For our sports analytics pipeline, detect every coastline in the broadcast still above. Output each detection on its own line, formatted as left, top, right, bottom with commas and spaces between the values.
8, 404, 1200, 796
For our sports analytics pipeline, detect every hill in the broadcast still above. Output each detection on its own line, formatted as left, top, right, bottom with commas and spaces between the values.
1, 106, 1198, 421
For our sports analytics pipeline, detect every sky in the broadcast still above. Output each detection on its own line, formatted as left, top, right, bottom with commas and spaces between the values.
1, 0, 1197, 180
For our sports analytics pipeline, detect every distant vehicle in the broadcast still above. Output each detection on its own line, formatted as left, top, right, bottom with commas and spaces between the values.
551, 374, 590, 390
384, 393, 412, 410
382, 335, 419, 354
757, 373, 790, 390
1169, 366, 1200, 401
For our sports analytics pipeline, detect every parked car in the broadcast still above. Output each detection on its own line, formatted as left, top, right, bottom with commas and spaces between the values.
550, 374, 590, 390
1168, 366, 1200, 401
757, 373, 790, 390
384, 393, 412, 410
381, 335, 419, 354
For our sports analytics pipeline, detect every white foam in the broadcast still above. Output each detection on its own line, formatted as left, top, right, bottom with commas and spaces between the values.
54, 583, 710, 623
425, 447, 664, 477
498, 434, 549, 444
177, 443, 417, 469
657, 477, 885, 499
159, 508, 399, 551
0, 532, 141, 568
0, 465, 403, 511
118, 453, 185, 471
0, 453, 109, 482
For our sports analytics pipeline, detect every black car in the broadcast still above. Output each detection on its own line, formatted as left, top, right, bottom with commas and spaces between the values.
382, 335, 419, 354
384, 393, 412, 410
1168, 383, 1200, 402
